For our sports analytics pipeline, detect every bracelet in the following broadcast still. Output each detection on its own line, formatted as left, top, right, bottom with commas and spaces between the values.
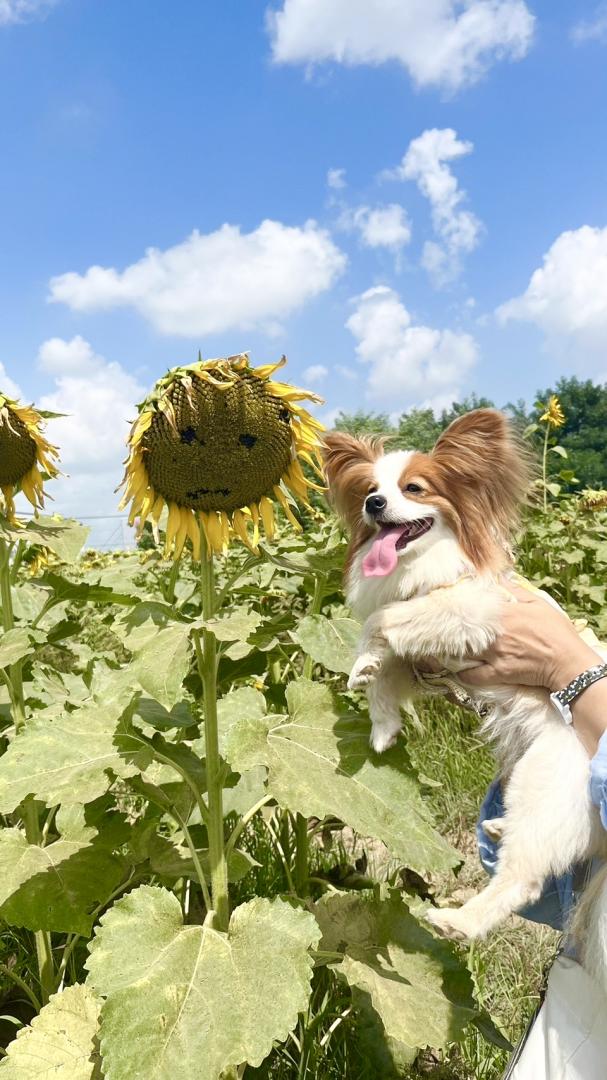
550, 663, 607, 725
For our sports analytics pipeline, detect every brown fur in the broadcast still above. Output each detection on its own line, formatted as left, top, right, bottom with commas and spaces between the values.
322, 411, 533, 574
320, 432, 384, 575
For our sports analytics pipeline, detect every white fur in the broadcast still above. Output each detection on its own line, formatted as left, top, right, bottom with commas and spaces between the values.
345, 450, 607, 979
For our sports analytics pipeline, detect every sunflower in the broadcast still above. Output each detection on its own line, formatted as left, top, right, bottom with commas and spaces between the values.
119, 353, 325, 559
0, 393, 59, 521
538, 395, 565, 428
579, 488, 607, 512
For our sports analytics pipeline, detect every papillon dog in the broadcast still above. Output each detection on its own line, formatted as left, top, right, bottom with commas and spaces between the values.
321, 409, 607, 973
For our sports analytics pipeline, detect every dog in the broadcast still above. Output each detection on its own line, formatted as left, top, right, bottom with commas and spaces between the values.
321, 409, 607, 964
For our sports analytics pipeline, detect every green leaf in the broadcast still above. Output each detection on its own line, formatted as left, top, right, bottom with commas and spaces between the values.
86, 886, 321, 1080
35, 573, 138, 608
546, 482, 561, 497
148, 834, 258, 883
133, 697, 194, 731
216, 686, 267, 756
130, 623, 191, 709
315, 890, 478, 1051
0, 826, 125, 935
0, 984, 102, 1079
549, 445, 568, 458
0, 517, 89, 563
0, 681, 145, 812
225, 680, 459, 876
0, 628, 37, 667
290, 614, 360, 674
198, 608, 262, 643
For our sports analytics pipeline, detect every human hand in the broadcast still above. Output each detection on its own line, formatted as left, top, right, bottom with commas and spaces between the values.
462, 585, 600, 693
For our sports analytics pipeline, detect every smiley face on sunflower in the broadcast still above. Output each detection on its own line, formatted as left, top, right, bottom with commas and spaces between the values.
120, 353, 325, 559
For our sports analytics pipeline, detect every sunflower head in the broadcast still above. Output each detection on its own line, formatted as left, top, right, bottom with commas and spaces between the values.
579, 488, 607, 512
0, 394, 59, 521
120, 353, 325, 559
538, 395, 565, 428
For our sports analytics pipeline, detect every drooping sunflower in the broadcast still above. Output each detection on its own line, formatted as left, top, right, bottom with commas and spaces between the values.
0, 393, 60, 521
119, 353, 325, 559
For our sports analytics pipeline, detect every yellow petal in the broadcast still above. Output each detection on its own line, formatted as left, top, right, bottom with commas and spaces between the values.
259, 496, 275, 540
274, 486, 302, 531
249, 502, 260, 548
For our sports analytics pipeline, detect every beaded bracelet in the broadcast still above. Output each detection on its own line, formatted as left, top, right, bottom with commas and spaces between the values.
550, 663, 607, 725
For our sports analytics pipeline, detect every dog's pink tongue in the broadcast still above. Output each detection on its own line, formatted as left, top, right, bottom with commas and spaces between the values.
362, 525, 408, 578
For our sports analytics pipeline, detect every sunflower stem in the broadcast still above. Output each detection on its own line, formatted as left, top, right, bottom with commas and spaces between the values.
296, 572, 325, 895
196, 525, 230, 932
542, 421, 550, 512
0, 535, 55, 1006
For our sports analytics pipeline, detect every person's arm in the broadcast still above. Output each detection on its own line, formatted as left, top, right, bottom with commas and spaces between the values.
462, 586, 607, 755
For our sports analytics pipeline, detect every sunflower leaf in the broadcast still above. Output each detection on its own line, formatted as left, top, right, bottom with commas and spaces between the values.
0, 827, 125, 935
86, 886, 320, 1080
0, 681, 146, 812
225, 679, 459, 876
315, 890, 479, 1051
290, 614, 360, 674
0, 627, 41, 667
0, 517, 89, 563
129, 623, 192, 709
0, 984, 102, 1079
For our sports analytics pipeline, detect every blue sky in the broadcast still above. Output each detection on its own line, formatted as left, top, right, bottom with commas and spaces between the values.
2, 0, 607, 543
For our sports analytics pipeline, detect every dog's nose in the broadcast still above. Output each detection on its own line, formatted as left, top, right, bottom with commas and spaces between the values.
365, 494, 387, 516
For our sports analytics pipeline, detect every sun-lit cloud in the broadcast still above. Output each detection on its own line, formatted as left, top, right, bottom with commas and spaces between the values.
37, 337, 145, 533
340, 204, 412, 255
496, 225, 607, 361
346, 285, 479, 409
0, 362, 23, 400
327, 167, 347, 190
302, 363, 328, 384
267, 0, 535, 93
0, 0, 57, 25
49, 220, 347, 337
385, 128, 482, 285
571, 4, 607, 44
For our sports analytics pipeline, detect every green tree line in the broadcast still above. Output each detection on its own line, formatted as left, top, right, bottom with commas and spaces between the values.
333, 376, 607, 490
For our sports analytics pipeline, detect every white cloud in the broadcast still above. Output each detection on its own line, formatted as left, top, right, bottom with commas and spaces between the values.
0, 0, 56, 24
388, 128, 482, 284
49, 220, 347, 337
303, 363, 328, 384
335, 363, 358, 381
496, 226, 607, 354
346, 285, 478, 408
36, 337, 145, 533
341, 204, 412, 253
571, 5, 607, 44
327, 167, 347, 190
0, 362, 23, 400
267, 0, 535, 93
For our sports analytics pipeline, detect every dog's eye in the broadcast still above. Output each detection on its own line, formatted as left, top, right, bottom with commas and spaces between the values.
404, 482, 424, 494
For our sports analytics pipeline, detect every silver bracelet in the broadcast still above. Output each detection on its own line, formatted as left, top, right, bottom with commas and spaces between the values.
550, 663, 607, 725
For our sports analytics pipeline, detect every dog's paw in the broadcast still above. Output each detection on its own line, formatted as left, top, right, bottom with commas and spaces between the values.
425, 906, 473, 942
369, 722, 401, 754
348, 653, 382, 691
481, 817, 505, 842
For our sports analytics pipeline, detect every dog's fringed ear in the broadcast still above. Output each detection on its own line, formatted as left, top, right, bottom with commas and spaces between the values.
433, 408, 533, 541
320, 432, 385, 527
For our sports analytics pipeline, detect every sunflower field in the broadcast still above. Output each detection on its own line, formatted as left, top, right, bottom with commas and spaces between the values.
0, 360, 605, 1079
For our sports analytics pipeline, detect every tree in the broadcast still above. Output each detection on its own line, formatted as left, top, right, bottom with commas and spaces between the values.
533, 377, 607, 489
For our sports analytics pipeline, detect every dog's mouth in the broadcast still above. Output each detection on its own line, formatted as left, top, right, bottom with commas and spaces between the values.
362, 518, 434, 578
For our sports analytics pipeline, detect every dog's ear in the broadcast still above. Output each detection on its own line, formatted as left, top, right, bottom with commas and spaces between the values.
432, 408, 533, 550
320, 432, 384, 527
